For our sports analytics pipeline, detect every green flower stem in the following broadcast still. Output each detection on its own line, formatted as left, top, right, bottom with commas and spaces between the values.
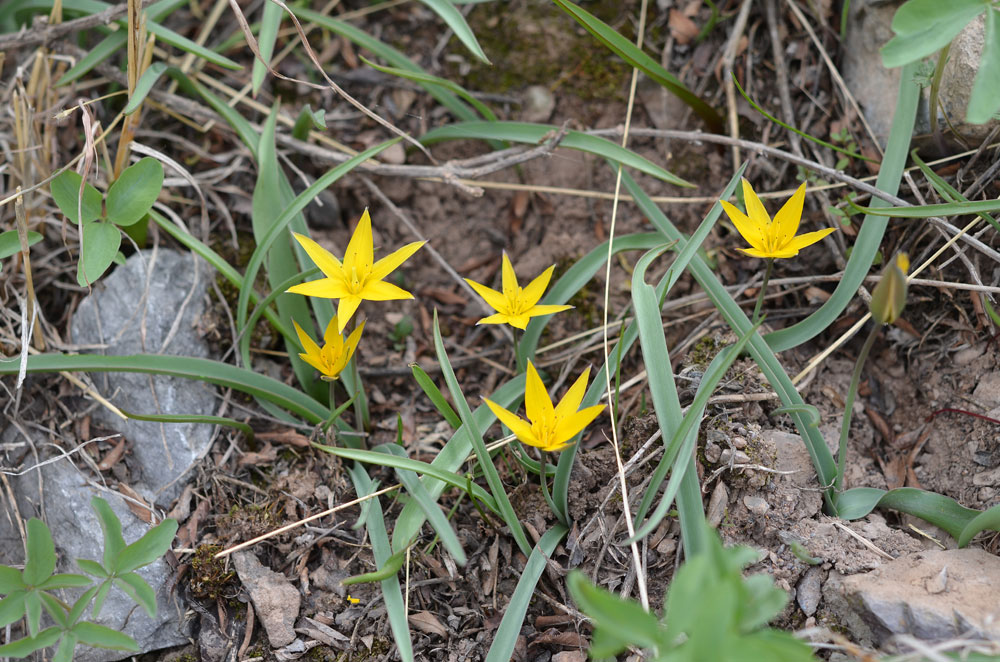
751, 258, 774, 323
835, 323, 880, 492
513, 330, 526, 373
538, 450, 559, 515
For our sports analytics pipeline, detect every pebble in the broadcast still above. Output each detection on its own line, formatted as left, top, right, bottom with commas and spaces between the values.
743, 496, 770, 515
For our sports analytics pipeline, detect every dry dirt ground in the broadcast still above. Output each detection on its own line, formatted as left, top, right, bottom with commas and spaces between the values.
1, 0, 999, 660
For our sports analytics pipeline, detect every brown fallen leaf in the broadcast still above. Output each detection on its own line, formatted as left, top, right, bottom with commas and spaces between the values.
116, 483, 155, 524
238, 442, 278, 467
408, 611, 447, 637
256, 429, 311, 448
669, 8, 699, 44
97, 437, 128, 471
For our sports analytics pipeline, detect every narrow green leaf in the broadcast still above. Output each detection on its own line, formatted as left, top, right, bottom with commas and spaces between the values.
38, 591, 68, 628
114, 573, 156, 618
106, 157, 163, 227
38, 573, 91, 590
53, 634, 77, 662
0, 626, 61, 656
120, 409, 253, 444
967, 7, 1000, 123
0, 230, 42, 260
771, 404, 821, 427
958, 503, 1000, 547
68, 585, 100, 624
57, 32, 126, 86
124, 62, 169, 115
834, 487, 983, 542
485, 526, 567, 662
23, 519, 56, 586
252, 0, 283, 95
0, 353, 329, 422
77, 221, 121, 286
422, 121, 692, 187
50, 170, 103, 225
418, 0, 489, 63
0, 591, 27, 629
113, 518, 178, 574
552, 0, 723, 132
880, 0, 986, 68
72, 621, 141, 651
24, 590, 41, 636
849, 197, 1000, 217
91, 580, 112, 617
566, 570, 662, 654
90, 498, 126, 569
410, 364, 462, 428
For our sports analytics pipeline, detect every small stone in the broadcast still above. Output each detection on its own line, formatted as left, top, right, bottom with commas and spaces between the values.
552, 652, 587, 662
233, 551, 301, 647
719, 449, 751, 465
743, 496, 770, 515
198, 613, 228, 662
521, 85, 555, 123
972, 466, 1000, 486
704, 441, 722, 463
925, 566, 947, 595
732, 436, 748, 449
972, 372, 1000, 410
796, 566, 823, 616
706, 482, 728, 528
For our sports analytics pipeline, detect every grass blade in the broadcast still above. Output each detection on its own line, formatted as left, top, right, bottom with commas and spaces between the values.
411, 364, 463, 428
252, 0, 283, 95
418, 0, 489, 63
119, 409, 253, 443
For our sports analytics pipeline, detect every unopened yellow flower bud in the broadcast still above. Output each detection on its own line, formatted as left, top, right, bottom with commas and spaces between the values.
870, 253, 909, 325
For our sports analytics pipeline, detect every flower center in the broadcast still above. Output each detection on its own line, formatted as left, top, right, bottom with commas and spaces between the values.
530, 413, 558, 448
347, 264, 370, 295
505, 286, 527, 315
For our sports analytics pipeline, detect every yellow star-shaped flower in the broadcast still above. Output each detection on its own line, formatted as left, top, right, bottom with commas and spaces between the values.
464, 253, 572, 330
287, 209, 425, 333
721, 179, 836, 259
293, 316, 365, 381
484, 361, 605, 452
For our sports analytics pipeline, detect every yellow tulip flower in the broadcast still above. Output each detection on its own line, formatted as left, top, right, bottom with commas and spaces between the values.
721, 179, 836, 259
293, 316, 365, 381
870, 253, 909, 325
465, 253, 572, 330
288, 209, 425, 333
484, 361, 605, 452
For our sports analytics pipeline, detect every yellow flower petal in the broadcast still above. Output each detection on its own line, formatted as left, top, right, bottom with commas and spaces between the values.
344, 208, 374, 276
336, 297, 363, 333
781, 227, 836, 253
359, 279, 414, 301
720, 200, 767, 252
484, 398, 539, 447
524, 362, 554, 426
291, 233, 342, 277
477, 312, 515, 326
287, 277, 350, 299
505, 314, 531, 329
773, 181, 806, 249
741, 178, 771, 229
293, 320, 321, 359
553, 404, 605, 447
553, 367, 590, 420
464, 278, 508, 313
525, 304, 573, 318
369, 240, 427, 282
500, 252, 520, 299
521, 265, 555, 308
322, 316, 341, 346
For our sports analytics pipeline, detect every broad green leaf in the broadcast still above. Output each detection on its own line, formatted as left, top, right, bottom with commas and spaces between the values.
0, 626, 61, 657
965, 7, 1000, 123
124, 62, 169, 115
0, 591, 27, 628
113, 518, 178, 574
0, 230, 42, 260
566, 569, 662, 655
114, 573, 156, 618
880, 0, 986, 68
90, 497, 126, 569
23, 519, 56, 586
410, 364, 462, 428
52, 634, 77, 662
0, 353, 329, 422
292, 104, 326, 140
418, 0, 488, 63
0, 565, 25, 592
77, 221, 120, 286
834, 487, 984, 542
484, 526, 567, 662
422, 121, 692, 187
552, 0, 723, 132
51, 170, 102, 225
106, 157, 163, 227
72, 621, 141, 650
252, 0, 283, 95
38, 573, 91, 590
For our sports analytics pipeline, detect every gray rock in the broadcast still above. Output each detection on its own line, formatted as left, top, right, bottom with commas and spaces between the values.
938, 14, 1000, 142
841, 0, 902, 147
829, 549, 1000, 645
70, 248, 215, 504
0, 431, 191, 661
198, 612, 232, 662
796, 566, 824, 616
233, 551, 300, 648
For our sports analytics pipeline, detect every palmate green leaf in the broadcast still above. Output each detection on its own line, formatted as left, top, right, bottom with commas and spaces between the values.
52, 634, 77, 662
0, 626, 61, 657
37, 591, 68, 629
432, 310, 532, 557
110, 519, 177, 574
77, 221, 120, 286
72, 621, 140, 650
106, 158, 163, 227
411, 364, 463, 428
313, 444, 499, 513
485, 525, 567, 662
375, 444, 466, 563
346, 463, 413, 662
566, 569, 663, 656
880, 0, 987, 68
252, 0, 284, 96
24, 590, 41, 636
37, 573, 91, 590
968, 7, 1000, 123
114, 573, 156, 617
0, 591, 27, 628
23, 519, 56, 586
0, 353, 329, 422
764, 61, 920, 353
419, 0, 489, 63
0, 230, 42, 260
50, 170, 103, 226
422, 121, 692, 187
552, 0, 723, 133
293, 7, 480, 123
833, 487, 996, 544
90, 497, 126, 569
0, 566, 24, 593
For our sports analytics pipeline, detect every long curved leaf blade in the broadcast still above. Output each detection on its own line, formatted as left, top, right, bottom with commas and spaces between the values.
418, 0, 489, 63
252, 0, 283, 95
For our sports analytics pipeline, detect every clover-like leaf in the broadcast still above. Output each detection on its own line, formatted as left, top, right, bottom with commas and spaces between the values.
51, 170, 103, 225
105, 157, 163, 227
